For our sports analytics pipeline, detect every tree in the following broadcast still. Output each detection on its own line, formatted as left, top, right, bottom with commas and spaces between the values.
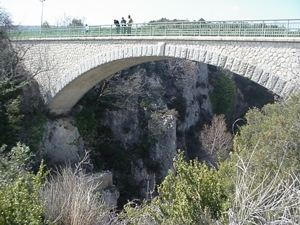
0, 6, 46, 150
121, 94, 300, 224
233, 93, 300, 176
209, 70, 236, 117
0, 7, 26, 147
0, 6, 13, 30
42, 21, 51, 29
0, 23, 19, 80
156, 152, 227, 224
200, 114, 233, 160
220, 92, 300, 223
55, 13, 85, 27
68, 18, 84, 27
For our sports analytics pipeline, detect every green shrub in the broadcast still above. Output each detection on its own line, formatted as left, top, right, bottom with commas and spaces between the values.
0, 143, 48, 225
0, 79, 25, 147
19, 111, 47, 153
121, 151, 229, 225
155, 151, 227, 224
74, 108, 98, 139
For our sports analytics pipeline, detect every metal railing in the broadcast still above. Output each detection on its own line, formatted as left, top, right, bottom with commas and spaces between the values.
9, 19, 300, 39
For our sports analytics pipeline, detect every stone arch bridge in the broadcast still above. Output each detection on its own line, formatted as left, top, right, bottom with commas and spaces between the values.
17, 36, 300, 114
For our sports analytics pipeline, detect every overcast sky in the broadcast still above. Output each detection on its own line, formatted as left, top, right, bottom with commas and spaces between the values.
1, 0, 300, 26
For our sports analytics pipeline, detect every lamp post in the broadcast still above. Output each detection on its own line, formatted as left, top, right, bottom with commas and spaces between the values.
40, 0, 45, 33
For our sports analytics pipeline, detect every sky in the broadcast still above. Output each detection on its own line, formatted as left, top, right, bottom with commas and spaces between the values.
0, 0, 300, 26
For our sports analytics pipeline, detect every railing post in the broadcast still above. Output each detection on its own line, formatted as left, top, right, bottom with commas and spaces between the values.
165, 23, 167, 36
181, 22, 183, 36
286, 20, 289, 37
199, 21, 202, 36
262, 21, 265, 37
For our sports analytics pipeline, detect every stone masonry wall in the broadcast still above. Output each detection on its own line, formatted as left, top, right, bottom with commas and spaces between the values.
16, 37, 300, 113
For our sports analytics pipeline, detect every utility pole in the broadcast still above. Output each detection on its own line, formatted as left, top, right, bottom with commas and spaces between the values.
40, 0, 45, 34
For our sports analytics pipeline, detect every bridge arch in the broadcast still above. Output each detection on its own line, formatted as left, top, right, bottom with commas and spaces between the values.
16, 37, 299, 114
46, 42, 297, 114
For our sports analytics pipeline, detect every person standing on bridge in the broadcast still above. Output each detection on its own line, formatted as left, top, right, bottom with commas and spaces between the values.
84, 24, 89, 34
127, 15, 133, 34
121, 17, 126, 34
114, 19, 120, 34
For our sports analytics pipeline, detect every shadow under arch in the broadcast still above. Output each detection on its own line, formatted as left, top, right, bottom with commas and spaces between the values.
48, 56, 173, 114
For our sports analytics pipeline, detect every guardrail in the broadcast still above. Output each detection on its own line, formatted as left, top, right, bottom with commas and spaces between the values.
9, 19, 300, 39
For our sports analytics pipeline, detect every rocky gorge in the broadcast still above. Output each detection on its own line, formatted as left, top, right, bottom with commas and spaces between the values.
40, 59, 275, 208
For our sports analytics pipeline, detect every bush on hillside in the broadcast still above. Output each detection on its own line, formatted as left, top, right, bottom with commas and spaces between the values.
121, 151, 228, 225
0, 143, 48, 225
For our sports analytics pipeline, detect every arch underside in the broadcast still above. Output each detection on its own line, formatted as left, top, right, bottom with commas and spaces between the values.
47, 46, 298, 114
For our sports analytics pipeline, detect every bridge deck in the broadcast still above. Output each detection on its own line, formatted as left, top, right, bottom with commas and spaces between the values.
9, 19, 300, 39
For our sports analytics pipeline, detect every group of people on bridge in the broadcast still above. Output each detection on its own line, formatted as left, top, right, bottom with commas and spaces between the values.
114, 15, 133, 35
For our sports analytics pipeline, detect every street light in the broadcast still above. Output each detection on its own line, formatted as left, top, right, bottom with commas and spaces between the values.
40, 0, 45, 33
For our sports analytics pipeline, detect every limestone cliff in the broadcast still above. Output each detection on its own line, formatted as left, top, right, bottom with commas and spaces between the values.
78, 59, 215, 203
40, 118, 84, 164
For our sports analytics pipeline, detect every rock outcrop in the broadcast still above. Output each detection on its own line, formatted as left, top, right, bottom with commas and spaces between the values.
40, 117, 84, 164
88, 171, 120, 207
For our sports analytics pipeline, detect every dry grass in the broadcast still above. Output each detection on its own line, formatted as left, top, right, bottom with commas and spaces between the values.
40, 165, 119, 225
227, 152, 300, 224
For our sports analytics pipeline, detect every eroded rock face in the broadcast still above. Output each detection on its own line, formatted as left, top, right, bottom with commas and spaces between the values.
88, 172, 120, 207
41, 117, 84, 164
176, 60, 212, 131
148, 110, 177, 181
92, 59, 213, 198
102, 185, 120, 207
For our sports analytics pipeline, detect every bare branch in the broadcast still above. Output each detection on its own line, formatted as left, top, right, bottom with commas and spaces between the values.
200, 114, 233, 158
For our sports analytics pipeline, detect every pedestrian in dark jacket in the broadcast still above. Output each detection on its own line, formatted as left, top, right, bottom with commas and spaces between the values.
121, 17, 126, 34
114, 19, 120, 34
